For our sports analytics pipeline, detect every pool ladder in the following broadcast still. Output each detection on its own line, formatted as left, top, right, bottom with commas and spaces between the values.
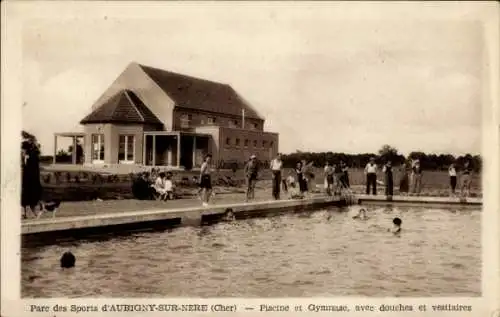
339, 185, 357, 205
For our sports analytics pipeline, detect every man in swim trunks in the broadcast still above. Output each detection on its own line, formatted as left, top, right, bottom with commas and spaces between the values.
199, 154, 213, 207
324, 162, 334, 196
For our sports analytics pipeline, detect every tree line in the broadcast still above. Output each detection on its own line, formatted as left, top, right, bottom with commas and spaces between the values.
280, 145, 481, 172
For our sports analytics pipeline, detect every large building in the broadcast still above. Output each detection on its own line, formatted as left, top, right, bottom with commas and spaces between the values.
56, 62, 279, 169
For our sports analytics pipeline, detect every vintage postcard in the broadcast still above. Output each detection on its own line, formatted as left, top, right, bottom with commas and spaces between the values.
1, 1, 499, 316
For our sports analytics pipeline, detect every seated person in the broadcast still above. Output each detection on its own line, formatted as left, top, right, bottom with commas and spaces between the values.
132, 172, 153, 200
164, 172, 176, 200
286, 175, 303, 199
152, 172, 167, 200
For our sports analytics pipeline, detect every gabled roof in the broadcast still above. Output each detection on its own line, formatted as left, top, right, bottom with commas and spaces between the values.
80, 89, 163, 125
137, 64, 265, 120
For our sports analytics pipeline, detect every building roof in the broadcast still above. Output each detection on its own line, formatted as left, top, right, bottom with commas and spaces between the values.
137, 64, 265, 120
80, 89, 163, 125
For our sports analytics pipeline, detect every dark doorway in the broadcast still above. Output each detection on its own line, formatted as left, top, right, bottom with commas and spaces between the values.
180, 135, 193, 170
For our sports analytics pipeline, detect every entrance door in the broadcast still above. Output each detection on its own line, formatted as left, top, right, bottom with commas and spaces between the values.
118, 135, 135, 164
91, 134, 105, 164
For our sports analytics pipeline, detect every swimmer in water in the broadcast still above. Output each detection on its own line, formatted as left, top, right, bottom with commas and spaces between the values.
352, 208, 368, 220
390, 217, 402, 234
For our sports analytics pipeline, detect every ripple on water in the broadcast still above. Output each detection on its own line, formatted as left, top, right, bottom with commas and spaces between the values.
21, 206, 481, 298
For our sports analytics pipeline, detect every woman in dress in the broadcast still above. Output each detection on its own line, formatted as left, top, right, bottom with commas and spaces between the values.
399, 160, 410, 195
21, 140, 42, 218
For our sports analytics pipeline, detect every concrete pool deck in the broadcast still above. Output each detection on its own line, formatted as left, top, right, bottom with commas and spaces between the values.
356, 194, 482, 207
21, 193, 482, 238
22, 193, 341, 236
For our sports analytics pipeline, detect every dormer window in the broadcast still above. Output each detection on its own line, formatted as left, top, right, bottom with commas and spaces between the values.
250, 123, 258, 130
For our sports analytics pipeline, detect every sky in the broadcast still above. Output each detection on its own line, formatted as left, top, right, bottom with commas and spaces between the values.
21, 3, 485, 156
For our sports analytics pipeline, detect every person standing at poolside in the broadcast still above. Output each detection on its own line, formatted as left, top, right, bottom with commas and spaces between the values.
324, 161, 334, 196
449, 163, 457, 196
21, 140, 43, 218
270, 153, 283, 200
460, 160, 472, 197
334, 162, 344, 195
410, 159, 423, 196
340, 161, 350, 189
382, 161, 394, 196
296, 161, 307, 197
302, 160, 315, 193
199, 154, 213, 207
399, 160, 410, 195
364, 157, 378, 195
244, 155, 259, 202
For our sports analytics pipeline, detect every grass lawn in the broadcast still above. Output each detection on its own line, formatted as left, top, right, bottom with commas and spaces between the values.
38, 165, 481, 202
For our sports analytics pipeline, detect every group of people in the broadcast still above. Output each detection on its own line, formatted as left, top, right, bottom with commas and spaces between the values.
363, 157, 473, 197
197, 153, 326, 207
132, 169, 176, 201
141, 153, 475, 208
323, 160, 350, 196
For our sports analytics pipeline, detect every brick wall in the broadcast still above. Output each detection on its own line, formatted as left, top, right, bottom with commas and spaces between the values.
218, 127, 279, 168
172, 108, 264, 132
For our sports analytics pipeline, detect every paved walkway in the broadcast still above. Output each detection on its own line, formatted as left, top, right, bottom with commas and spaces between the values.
24, 189, 323, 221
22, 186, 481, 222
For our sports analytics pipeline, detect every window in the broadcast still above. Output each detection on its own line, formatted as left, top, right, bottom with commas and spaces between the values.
263, 140, 267, 148
207, 117, 216, 125
91, 134, 105, 162
226, 137, 231, 146
270, 141, 274, 148
251, 123, 258, 130
244, 139, 249, 147
229, 120, 239, 128
235, 138, 240, 147
253, 140, 257, 147
180, 114, 192, 128
118, 135, 135, 163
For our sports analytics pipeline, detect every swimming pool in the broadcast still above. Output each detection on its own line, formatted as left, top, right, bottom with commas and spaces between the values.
21, 205, 481, 297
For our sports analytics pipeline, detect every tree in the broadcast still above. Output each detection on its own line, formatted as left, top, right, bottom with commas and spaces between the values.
378, 144, 399, 164
21, 130, 41, 154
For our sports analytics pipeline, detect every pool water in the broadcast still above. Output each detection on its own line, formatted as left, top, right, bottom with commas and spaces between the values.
22, 206, 481, 297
